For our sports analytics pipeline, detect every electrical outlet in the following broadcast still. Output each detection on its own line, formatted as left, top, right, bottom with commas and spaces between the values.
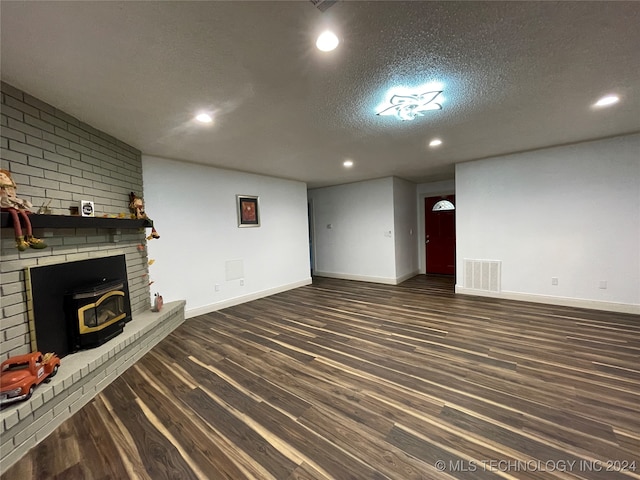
215, 284, 220, 292
599, 280, 607, 289
240, 279, 245, 286
551, 277, 558, 286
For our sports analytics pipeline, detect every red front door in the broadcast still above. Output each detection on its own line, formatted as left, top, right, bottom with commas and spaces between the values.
425, 195, 456, 275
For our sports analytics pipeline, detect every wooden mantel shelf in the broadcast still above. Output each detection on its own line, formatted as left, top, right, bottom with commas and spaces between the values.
0, 212, 153, 230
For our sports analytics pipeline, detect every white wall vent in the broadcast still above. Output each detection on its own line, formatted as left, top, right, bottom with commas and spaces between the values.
464, 259, 501, 292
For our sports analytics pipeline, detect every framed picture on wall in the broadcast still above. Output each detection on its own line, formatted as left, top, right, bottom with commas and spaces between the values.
237, 195, 260, 227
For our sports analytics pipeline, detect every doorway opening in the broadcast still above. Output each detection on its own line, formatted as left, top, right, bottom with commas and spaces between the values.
425, 195, 456, 276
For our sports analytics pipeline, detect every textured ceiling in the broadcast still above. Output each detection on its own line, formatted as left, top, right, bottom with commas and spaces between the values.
2, 1, 639, 188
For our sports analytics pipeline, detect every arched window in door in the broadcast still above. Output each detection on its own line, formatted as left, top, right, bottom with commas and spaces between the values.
432, 199, 455, 211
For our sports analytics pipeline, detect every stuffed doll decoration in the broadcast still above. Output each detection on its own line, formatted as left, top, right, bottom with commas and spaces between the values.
129, 192, 160, 240
0, 169, 47, 251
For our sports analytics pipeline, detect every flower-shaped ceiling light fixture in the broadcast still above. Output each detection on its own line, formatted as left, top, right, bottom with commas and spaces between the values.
377, 89, 443, 121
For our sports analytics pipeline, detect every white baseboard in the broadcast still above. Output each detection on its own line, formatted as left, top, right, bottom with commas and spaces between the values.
186, 278, 312, 318
455, 286, 640, 314
314, 270, 419, 285
396, 270, 421, 284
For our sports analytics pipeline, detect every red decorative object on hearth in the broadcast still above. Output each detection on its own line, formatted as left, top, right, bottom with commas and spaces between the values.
0, 352, 60, 405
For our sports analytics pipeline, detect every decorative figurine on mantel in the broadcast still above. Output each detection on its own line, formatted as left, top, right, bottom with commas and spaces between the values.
0, 169, 48, 251
129, 191, 160, 240
37, 199, 52, 215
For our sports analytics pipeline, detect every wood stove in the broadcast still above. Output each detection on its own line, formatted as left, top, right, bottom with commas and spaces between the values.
65, 278, 130, 350
26, 255, 132, 357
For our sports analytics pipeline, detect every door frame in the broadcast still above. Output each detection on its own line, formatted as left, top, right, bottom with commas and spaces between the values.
417, 189, 455, 274
307, 199, 316, 276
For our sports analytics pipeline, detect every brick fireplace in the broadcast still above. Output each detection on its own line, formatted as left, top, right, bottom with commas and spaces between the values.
0, 82, 185, 470
0, 80, 151, 359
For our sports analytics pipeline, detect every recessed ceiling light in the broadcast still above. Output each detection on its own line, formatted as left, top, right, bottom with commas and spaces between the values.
316, 31, 339, 52
195, 113, 213, 123
594, 95, 619, 107
343, 160, 354, 168
429, 139, 443, 147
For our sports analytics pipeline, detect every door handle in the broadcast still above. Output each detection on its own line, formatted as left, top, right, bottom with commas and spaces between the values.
425, 240, 429, 244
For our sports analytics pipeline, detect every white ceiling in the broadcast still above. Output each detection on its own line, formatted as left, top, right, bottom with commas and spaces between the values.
2, 1, 639, 188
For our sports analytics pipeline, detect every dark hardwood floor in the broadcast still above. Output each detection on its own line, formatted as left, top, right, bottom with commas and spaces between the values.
3, 275, 640, 479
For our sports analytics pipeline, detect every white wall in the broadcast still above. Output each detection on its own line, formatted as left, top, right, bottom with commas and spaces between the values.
308, 178, 397, 283
416, 180, 456, 273
456, 134, 640, 313
393, 177, 419, 281
142, 156, 311, 317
